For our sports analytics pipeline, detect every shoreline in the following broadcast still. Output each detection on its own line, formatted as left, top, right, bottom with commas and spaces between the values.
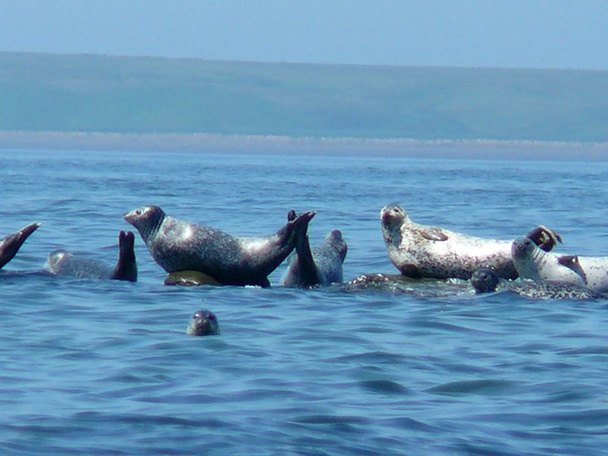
1, 130, 608, 161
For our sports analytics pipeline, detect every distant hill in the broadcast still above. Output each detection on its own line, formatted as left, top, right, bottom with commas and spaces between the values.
1, 51, 607, 142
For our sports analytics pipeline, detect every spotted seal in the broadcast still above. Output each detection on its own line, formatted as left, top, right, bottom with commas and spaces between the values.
186, 309, 220, 336
280, 225, 348, 287
0, 222, 40, 269
471, 268, 604, 299
511, 236, 586, 287
380, 203, 560, 280
514, 242, 608, 293
46, 231, 138, 282
124, 205, 315, 287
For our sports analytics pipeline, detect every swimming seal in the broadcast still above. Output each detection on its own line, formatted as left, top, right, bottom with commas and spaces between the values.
380, 203, 561, 280
0, 222, 40, 269
471, 268, 603, 299
511, 236, 586, 287
46, 231, 138, 282
280, 222, 347, 287
186, 309, 220, 336
124, 205, 315, 287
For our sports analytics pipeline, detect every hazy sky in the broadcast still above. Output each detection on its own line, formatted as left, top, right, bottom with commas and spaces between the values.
1, 0, 606, 70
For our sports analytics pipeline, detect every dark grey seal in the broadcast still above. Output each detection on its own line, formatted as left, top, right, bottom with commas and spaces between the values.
186, 309, 220, 336
46, 231, 138, 282
471, 268, 604, 300
0, 222, 40, 269
124, 205, 315, 287
381, 203, 560, 280
280, 225, 348, 287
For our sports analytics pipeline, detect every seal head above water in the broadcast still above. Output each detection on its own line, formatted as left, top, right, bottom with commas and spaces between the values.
186, 309, 220, 336
0, 222, 40, 269
124, 205, 315, 287
380, 203, 561, 280
46, 231, 138, 282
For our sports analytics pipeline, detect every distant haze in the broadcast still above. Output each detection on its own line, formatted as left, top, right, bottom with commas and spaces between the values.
1, 52, 607, 143
0, 1, 607, 70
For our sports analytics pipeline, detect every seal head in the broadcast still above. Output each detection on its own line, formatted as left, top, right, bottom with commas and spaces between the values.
186, 309, 220, 336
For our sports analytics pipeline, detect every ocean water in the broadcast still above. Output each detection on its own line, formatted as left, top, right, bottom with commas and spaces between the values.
1, 148, 607, 455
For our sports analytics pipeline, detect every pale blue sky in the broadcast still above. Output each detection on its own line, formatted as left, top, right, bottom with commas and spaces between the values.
0, 0, 606, 70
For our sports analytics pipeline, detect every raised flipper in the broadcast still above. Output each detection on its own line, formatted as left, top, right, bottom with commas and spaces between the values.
0, 222, 40, 269
111, 231, 138, 282
526, 225, 562, 252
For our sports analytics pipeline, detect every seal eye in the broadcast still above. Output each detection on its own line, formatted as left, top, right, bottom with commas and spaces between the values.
208, 314, 216, 321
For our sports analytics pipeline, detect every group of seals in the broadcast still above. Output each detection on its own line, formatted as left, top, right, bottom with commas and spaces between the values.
380, 203, 560, 280
380, 203, 608, 300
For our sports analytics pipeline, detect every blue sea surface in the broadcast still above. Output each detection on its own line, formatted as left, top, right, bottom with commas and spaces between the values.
1, 149, 607, 455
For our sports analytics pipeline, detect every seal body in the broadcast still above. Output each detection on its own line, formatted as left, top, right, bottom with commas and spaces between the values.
381, 203, 560, 280
0, 222, 40, 269
186, 309, 220, 336
280, 229, 347, 287
511, 236, 586, 286
124, 205, 315, 287
471, 268, 603, 299
46, 231, 137, 282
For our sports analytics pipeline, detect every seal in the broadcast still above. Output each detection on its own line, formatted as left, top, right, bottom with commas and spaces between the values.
280, 226, 348, 288
471, 268, 604, 299
0, 222, 40, 269
186, 309, 220, 336
124, 205, 315, 287
511, 236, 586, 286
46, 231, 138, 282
380, 203, 561, 280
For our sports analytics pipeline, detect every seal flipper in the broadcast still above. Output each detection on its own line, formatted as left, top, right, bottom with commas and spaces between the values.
421, 226, 448, 242
526, 225, 562, 252
293, 232, 322, 287
0, 222, 40, 269
557, 255, 587, 284
111, 231, 138, 282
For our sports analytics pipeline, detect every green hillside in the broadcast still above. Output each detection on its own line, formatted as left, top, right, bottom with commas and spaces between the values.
1, 51, 607, 142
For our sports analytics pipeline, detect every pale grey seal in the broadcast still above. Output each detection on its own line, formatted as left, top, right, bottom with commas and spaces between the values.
124, 205, 315, 287
380, 203, 561, 280
0, 222, 40, 269
513, 240, 608, 293
46, 231, 138, 282
280, 226, 348, 288
471, 268, 604, 299
511, 236, 586, 287
186, 309, 220, 336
